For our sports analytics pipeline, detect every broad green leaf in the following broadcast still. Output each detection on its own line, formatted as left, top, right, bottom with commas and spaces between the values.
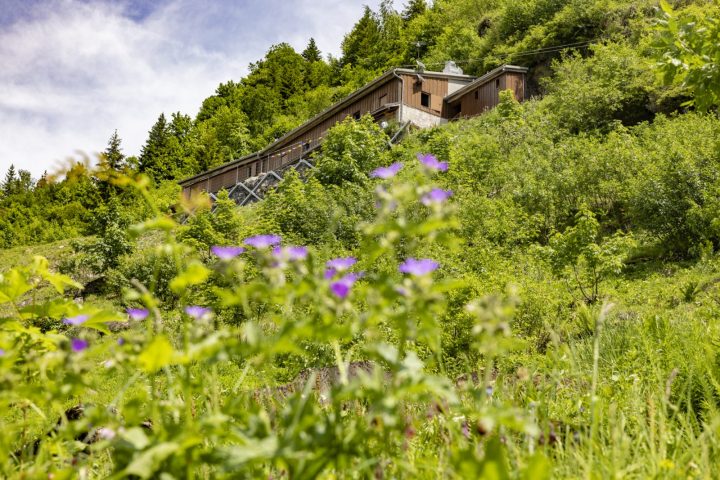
124, 442, 179, 479
0, 269, 33, 304
138, 336, 175, 373
169, 261, 210, 294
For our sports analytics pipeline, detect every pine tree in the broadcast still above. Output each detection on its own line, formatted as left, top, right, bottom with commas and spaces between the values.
341, 7, 381, 68
104, 130, 125, 171
302, 38, 322, 63
402, 0, 427, 22
98, 130, 126, 200
139, 113, 171, 180
3, 164, 17, 196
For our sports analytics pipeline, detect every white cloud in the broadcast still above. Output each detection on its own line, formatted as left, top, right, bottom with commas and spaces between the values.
0, 0, 385, 178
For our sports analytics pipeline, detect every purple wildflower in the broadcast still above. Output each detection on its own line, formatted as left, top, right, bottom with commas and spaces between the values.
243, 234, 281, 249
211, 245, 245, 260
330, 273, 361, 299
185, 305, 211, 320
370, 162, 403, 179
399, 258, 440, 276
326, 257, 357, 271
117, 338, 125, 346
126, 308, 149, 321
417, 153, 448, 172
71, 338, 89, 352
63, 314, 89, 326
0, 348, 5, 356
324, 268, 337, 279
272, 246, 308, 262
421, 188, 453, 206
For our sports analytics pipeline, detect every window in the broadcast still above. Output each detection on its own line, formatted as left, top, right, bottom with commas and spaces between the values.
303, 140, 311, 152
353, 110, 361, 120
474, 90, 479, 100
247, 166, 252, 178
421, 92, 430, 108
495, 78, 500, 89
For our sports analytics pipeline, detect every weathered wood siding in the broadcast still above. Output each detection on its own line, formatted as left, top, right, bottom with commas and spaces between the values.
183, 77, 402, 196
401, 74, 448, 115
264, 77, 401, 172
456, 72, 526, 118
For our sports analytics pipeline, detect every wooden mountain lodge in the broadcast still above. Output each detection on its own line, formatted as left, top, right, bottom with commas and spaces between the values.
180, 63, 528, 201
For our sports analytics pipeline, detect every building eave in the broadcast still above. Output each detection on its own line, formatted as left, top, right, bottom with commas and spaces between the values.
444, 65, 529, 104
179, 68, 476, 187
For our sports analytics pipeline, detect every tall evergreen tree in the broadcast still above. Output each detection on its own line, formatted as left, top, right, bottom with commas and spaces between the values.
3, 164, 17, 196
103, 130, 125, 171
302, 38, 322, 63
341, 7, 382, 68
98, 130, 125, 200
402, 0, 427, 22
139, 113, 172, 180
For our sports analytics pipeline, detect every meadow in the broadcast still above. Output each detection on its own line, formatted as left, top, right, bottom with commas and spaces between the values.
3, 0, 720, 477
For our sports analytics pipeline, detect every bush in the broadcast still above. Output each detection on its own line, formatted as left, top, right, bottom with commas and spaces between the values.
312, 115, 389, 186
541, 42, 655, 132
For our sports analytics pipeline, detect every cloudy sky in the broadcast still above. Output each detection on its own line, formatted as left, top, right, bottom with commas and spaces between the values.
0, 0, 387, 178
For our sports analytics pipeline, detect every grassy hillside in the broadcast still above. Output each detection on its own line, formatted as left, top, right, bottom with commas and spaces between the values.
3, 0, 720, 477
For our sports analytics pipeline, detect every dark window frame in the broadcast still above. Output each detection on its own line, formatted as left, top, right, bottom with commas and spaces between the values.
420, 91, 430, 108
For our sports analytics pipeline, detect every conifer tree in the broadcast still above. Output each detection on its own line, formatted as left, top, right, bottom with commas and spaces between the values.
139, 113, 172, 180
3, 164, 17, 196
402, 0, 427, 22
302, 38, 322, 63
98, 130, 126, 200
341, 7, 381, 68
104, 130, 125, 171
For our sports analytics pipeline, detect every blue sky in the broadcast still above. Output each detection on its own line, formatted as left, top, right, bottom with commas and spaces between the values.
0, 0, 389, 177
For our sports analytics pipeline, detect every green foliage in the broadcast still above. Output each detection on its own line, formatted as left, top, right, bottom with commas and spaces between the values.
312, 115, 389, 186
301, 37, 322, 63
6, 1, 720, 476
542, 42, 655, 131
545, 208, 635, 303
179, 190, 243, 250
654, 1, 720, 111
259, 170, 334, 245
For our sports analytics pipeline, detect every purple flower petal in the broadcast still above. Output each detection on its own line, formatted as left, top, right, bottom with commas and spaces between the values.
421, 188, 453, 206
272, 246, 308, 262
243, 235, 282, 249
126, 308, 149, 321
211, 245, 245, 260
0, 348, 5, 356
184, 305, 211, 320
326, 257, 357, 271
330, 272, 362, 299
324, 267, 337, 279
63, 314, 89, 326
330, 281, 350, 298
399, 258, 440, 276
71, 338, 89, 352
117, 338, 125, 346
417, 153, 448, 172
370, 162, 404, 179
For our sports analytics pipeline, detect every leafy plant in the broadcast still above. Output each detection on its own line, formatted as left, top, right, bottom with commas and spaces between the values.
545, 207, 636, 303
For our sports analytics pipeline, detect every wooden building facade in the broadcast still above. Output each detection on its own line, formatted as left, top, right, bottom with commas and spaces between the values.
180, 64, 528, 198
